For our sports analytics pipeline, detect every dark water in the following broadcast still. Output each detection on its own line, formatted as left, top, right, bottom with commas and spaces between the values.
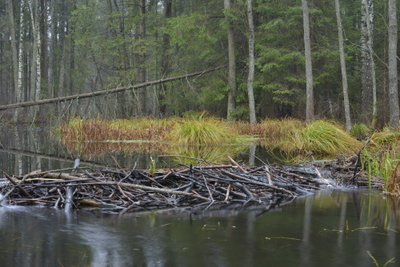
0, 190, 398, 267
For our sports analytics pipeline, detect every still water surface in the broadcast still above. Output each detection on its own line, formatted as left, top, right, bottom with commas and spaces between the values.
0, 190, 398, 266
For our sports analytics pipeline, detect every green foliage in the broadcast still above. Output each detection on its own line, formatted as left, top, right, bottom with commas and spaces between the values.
261, 119, 361, 158
168, 118, 251, 146
350, 123, 371, 140
303, 121, 362, 156
361, 129, 400, 191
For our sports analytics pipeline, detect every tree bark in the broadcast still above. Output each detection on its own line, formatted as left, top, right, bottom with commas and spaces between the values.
28, 0, 41, 101
388, 0, 399, 128
58, 0, 66, 96
0, 67, 223, 111
335, 0, 352, 131
247, 0, 256, 124
225, 0, 237, 121
161, 0, 172, 77
137, 0, 152, 116
159, 0, 172, 116
48, 0, 55, 98
17, 1, 25, 103
6, 0, 19, 104
361, 0, 377, 126
302, 0, 314, 123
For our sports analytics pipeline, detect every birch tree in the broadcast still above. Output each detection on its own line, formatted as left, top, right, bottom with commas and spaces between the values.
335, 0, 351, 131
225, 0, 237, 121
388, 0, 399, 128
6, 0, 19, 103
28, 0, 41, 101
17, 1, 25, 102
361, 0, 377, 126
247, 0, 256, 124
302, 0, 314, 123
48, 0, 55, 98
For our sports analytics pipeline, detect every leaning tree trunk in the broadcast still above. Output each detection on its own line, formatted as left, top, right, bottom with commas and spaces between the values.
388, 0, 399, 128
335, 0, 352, 131
225, 0, 237, 121
246, 0, 256, 124
302, 0, 314, 123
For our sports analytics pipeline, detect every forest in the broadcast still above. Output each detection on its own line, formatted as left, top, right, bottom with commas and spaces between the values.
0, 0, 399, 129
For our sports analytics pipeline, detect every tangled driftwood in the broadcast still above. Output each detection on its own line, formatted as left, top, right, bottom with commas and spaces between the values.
0, 158, 383, 214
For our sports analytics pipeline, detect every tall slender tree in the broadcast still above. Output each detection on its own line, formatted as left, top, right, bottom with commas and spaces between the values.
137, 0, 148, 115
28, 0, 41, 101
388, 0, 399, 128
361, 0, 377, 126
48, 0, 55, 98
6, 0, 18, 103
58, 0, 66, 96
247, 0, 256, 124
335, 0, 352, 131
225, 0, 237, 121
302, 0, 314, 123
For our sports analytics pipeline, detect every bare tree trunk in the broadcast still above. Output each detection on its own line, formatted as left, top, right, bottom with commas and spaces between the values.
247, 0, 256, 124
161, 0, 172, 77
335, 0, 352, 131
58, 0, 66, 96
159, 0, 172, 116
48, 0, 55, 98
388, 0, 399, 128
28, 0, 41, 102
225, 0, 237, 121
137, 0, 147, 116
17, 1, 25, 103
361, 0, 377, 126
6, 0, 19, 104
302, 0, 314, 123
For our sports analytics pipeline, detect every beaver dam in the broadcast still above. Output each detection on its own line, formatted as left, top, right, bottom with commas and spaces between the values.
0, 157, 383, 214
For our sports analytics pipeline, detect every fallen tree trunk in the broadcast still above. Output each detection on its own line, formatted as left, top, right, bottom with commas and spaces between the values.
0, 66, 224, 111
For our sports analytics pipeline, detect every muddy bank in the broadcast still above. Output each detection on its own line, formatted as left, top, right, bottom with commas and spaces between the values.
0, 158, 383, 214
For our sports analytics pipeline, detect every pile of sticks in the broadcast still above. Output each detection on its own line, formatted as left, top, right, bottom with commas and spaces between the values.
0, 160, 382, 214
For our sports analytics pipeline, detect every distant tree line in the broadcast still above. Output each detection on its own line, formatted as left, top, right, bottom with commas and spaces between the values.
0, 0, 399, 128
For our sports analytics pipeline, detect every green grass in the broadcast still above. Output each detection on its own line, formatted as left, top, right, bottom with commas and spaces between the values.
350, 123, 371, 140
167, 118, 252, 145
260, 120, 361, 158
361, 129, 400, 194
302, 121, 362, 156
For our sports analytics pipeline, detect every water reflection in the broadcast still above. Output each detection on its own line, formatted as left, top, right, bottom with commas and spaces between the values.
0, 126, 269, 175
0, 190, 398, 266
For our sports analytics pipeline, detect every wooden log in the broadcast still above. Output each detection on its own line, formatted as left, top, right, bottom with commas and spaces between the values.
0, 66, 223, 111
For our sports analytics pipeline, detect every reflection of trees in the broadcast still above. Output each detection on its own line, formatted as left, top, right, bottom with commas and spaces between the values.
76, 223, 132, 267
300, 197, 312, 266
0, 191, 399, 266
